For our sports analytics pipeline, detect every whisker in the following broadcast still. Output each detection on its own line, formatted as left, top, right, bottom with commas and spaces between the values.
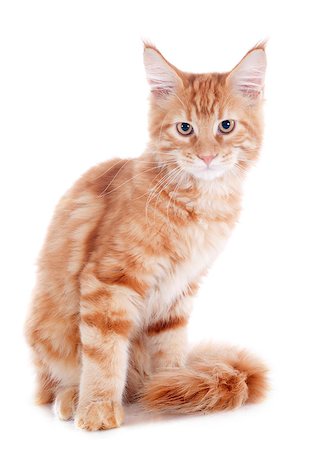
95, 155, 178, 183
166, 169, 184, 222
95, 159, 126, 181
99, 158, 133, 196
145, 167, 181, 226
98, 165, 165, 198
153, 168, 182, 220
145, 167, 180, 213
131, 166, 168, 202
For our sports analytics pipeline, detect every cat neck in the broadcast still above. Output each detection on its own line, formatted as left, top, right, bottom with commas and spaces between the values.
137, 151, 244, 219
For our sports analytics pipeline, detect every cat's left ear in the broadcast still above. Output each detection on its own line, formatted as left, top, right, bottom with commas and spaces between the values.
143, 44, 184, 99
227, 44, 267, 102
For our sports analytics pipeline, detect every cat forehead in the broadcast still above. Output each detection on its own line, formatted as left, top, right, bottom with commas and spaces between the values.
182, 73, 230, 116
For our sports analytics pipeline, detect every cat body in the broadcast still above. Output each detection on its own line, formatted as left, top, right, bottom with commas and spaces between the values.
26, 43, 268, 430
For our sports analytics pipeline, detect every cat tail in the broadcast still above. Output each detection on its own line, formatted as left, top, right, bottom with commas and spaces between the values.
139, 343, 268, 414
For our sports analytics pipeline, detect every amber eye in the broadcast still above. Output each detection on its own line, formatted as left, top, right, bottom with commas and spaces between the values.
176, 122, 194, 136
218, 119, 235, 134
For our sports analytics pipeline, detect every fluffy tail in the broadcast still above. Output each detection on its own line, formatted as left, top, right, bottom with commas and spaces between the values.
140, 343, 268, 414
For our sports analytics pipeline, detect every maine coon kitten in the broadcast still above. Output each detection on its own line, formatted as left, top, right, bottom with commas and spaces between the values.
25, 43, 268, 431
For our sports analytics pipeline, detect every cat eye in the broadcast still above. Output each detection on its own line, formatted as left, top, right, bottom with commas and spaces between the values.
176, 122, 194, 136
218, 120, 235, 134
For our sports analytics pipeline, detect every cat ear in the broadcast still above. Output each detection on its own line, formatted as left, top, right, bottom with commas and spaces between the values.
228, 45, 266, 101
143, 44, 183, 99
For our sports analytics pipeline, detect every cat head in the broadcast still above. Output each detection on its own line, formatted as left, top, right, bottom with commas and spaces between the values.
144, 43, 266, 182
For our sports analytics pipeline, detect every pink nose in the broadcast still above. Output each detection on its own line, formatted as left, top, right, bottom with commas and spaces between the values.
198, 154, 215, 166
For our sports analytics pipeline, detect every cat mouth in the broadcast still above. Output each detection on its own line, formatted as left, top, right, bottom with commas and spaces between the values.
195, 164, 225, 173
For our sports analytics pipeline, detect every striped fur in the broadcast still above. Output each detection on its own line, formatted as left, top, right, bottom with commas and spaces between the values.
25, 43, 268, 430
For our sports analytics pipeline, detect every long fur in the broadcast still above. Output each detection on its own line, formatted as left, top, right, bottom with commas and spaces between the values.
140, 343, 268, 414
25, 43, 267, 431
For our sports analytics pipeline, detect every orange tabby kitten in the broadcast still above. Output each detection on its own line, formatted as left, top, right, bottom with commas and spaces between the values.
25, 43, 268, 431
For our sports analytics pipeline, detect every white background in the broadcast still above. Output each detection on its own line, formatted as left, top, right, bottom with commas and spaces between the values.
1, 0, 317, 448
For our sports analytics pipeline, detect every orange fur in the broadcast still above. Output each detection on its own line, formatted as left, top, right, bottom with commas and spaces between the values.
25, 43, 268, 430
140, 343, 268, 413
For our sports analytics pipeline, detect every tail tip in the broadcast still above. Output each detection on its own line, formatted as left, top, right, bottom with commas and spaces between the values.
237, 351, 269, 404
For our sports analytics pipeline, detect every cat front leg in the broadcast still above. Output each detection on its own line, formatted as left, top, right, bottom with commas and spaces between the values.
75, 267, 141, 431
146, 294, 193, 372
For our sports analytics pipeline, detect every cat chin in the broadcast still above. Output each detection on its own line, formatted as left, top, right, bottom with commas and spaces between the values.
184, 167, 227, 181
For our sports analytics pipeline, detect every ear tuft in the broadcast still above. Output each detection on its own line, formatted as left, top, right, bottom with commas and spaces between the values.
228, 46, 267, 101
143, 45, 183, 98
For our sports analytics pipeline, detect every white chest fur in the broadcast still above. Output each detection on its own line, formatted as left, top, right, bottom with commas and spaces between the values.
144, 218, 232, 324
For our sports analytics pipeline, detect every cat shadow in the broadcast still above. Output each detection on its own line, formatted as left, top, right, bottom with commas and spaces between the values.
124, 402, 263, 428
38, 401, 205, 429
38, 400, 245, 429
124, 403, 175, 426
123, 402, 209, 427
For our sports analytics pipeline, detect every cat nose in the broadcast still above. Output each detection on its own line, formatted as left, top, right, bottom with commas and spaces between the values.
197, 154, 215, 166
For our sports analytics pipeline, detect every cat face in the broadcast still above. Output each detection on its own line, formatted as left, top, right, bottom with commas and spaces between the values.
144, 44, 266, 182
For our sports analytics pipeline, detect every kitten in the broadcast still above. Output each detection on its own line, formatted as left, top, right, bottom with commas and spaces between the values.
25, 43, 268, 431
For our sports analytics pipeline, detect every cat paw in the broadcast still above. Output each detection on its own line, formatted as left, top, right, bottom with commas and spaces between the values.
75, 400, 124, 431
54, 386, 78, 421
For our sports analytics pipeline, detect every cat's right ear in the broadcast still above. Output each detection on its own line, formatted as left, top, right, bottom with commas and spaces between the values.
143, 44, 184, 100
